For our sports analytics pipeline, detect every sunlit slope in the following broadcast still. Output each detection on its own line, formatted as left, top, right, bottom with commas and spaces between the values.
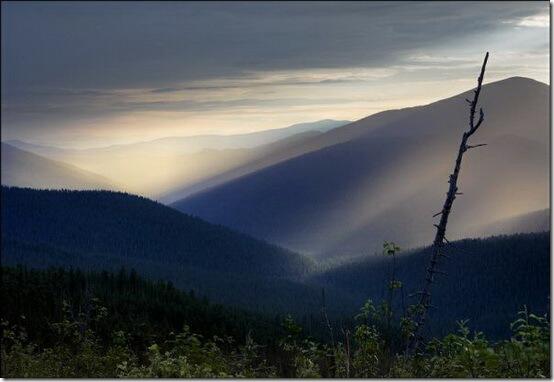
1, 143, 116, 191
158, 130, 324, 203
7, 133, 317, 198
7, 120, 348, 199
173, 77, 549, 257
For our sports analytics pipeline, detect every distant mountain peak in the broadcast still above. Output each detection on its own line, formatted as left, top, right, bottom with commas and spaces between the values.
1, 142, 117, 191
493, 75, 546, 84
172, 74, 549, 257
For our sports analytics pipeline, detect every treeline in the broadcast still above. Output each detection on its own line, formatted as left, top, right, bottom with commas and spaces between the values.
2, 186, 360, 317
2, 187, 550, 338
1, 186, 313, 277
311, 232, 550, 339
1, 266, 286, 349
1, 266, 549, 378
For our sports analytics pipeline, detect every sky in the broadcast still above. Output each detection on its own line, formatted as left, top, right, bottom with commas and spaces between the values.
1, 1, 549, 148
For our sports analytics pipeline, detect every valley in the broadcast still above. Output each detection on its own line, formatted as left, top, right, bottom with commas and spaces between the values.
1, 77, 550, 378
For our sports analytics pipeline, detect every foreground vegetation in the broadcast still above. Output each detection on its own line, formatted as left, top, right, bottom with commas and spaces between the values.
1, 266, 549, 378
3, 187, 549, 329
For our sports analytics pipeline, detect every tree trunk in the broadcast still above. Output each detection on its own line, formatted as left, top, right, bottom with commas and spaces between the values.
406, 52, 489, 354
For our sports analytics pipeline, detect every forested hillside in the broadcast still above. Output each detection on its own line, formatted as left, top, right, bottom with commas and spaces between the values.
2, 186, 549, 335
311, 232, 550, 338
2, 266, 285, 348
1, 186, 356, 316
1, 188, 550, 377
2, 265, 549, 378
1, 186, 311, 277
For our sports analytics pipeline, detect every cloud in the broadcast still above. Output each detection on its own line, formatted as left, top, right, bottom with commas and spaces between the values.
501, 10, 549, 28
517, 13, 549, 28
1, 1, 549, 145
2, 2, 546, 90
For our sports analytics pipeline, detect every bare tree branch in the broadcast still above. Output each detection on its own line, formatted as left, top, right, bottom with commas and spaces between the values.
405, 52, 489, 355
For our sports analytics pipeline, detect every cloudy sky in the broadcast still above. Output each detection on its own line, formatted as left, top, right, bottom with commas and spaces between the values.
1, 1, 549, 148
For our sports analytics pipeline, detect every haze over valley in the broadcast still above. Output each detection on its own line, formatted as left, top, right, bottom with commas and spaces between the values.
1, 2, 550, 378
4, 119, 349, 199
2, 76, 549, 258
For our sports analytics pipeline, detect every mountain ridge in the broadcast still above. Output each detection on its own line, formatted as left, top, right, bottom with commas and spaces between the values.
172, 76, 549, 257
2, 186, 361, 316
1, 142, 118, 191
4, 120, 350, 199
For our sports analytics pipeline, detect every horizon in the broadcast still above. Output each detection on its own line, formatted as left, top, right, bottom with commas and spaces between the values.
1, 2, 550, 377
2, 74, 546, 150
1, 1, 549, 148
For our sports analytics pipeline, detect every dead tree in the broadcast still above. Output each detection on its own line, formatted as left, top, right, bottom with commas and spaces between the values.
406, 52, 489, 354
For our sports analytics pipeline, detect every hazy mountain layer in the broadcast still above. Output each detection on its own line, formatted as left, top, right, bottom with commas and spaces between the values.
7, 120, 348, 199
465, 208, 549, 238
173, 77, 549, 257
1, 143, 116, 191
158, 130, 327, 203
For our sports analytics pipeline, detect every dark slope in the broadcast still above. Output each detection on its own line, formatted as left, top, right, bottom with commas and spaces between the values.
1, 186, 312, 277
173, 77, 549, 257
2, 266, 286, 347
1, 186, 357, 316
310, 232, 550, 339
2, 187, 548, 339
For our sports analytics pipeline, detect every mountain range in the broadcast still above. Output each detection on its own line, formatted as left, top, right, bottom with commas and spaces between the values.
310, 231, 550, 338
1, 76, 549, 330
4, 119, 349, 199
1, 142, 116, 191
2, 186, 548, 338
1, 186, 358, 316
172, 77, 549, 258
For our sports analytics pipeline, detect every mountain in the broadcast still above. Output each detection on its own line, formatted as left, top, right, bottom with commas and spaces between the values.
309, 231, 550, 339
1, 186, 312, 277
158, 130, 324, 203
105, 119, 350, 152
2, 186, 548, 339
466, 208, 550, 238
1, 143, 116, 191
7, 120, 349, 199
1, 186, 355, 316
6, 120, 350, 156
3, 139, 70, 158
173, 77, 549, 257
